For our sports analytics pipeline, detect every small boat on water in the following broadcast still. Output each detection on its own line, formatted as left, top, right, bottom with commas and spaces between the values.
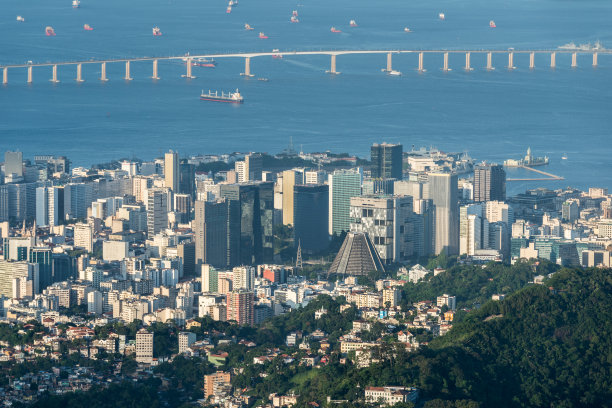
46, 26, 56, 36
272, 49, 282, 59
257, 77, 269, 82
439, 12, 445, 20
259, 32, 268, 39
388, 70, 401, 76
226, 6, 232, 13
84, 24, 93, 30
17, 16, 25, 22
561, 154, 567, 160
489, 20, 496, 28
331, 26, 341, 33
290, 16, 299, 23
152, 26, 162, 36
292, 10, 298, 17
72, 0, 80, 8
200, 89, 244, 104
404, 27, 411, 32
350, 20, 357, 27
245, 23, 254, 30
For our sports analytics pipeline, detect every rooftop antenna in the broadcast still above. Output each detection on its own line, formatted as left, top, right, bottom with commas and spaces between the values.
296, 239, 303, 271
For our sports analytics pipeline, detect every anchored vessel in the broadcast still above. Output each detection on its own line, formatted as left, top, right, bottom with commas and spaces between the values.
84, 24, 93, 30
45, 26, 56, 36
244, 23, 254, 30
194, 58, 217, 67
72, 0, 80, 8
152, 26, 162, 36
350, 20, 357, 27
290, 16, 299, 23
439, 12, 445, 20
200, 89, 244, 104
17, 16, 25, 22
404, 27, 411, 32
489, 20, 496, 28
259, 32, 268, 39
331, 27, 341, 33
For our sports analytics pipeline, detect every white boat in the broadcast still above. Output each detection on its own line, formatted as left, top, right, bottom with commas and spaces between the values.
350, 20, 357, 27
561, 154, 567, 160
17, 16, 25, 22
404, 27, 411, 32
439, 12, 445, 20
72, 0, 80, 8
388, 70, 401, 76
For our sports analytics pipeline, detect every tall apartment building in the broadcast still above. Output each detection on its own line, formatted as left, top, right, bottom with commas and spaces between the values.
226, 289, 254, 326
281, 169, 304, 225
135, 328, 154, 364
147, 188, 169, 236
178, 331, 197, 353
474, 163, 506, 202
232, 266, 255, 291
73, 223, 93, 253
427, 173, 459, 255
349, 195, 414, 263
371, 143, 403, 179
36, 186, 64, 227
328, 168, 362, 235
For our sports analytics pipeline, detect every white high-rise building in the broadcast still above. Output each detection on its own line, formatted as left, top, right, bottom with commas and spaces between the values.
164, 150, 179, 193
235, 161, 248, 183
178, 331, 197, 353
87, 290, 103, 315
459, 204, 488, 256
232, 266, 255, 291
73, 223, 93, 253
436, 294, 456, 310
135, 328, 154, 364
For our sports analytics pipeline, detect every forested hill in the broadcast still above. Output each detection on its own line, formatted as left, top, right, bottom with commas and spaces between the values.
305, 267, 612, 408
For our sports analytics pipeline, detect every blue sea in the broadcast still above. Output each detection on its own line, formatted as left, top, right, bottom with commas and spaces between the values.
1, 0, 611, 195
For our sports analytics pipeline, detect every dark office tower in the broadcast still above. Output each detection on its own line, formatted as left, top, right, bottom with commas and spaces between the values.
220, 182, 274, 266
427, 173, 459, 256
293, 184, 329, 253
174, 194, 192, 224
179, 159, 195, 197
29, 247, 52, 290
245, 153, 263, 181
371, 143, 403, 179
194, 200, 229, 268
474, 163, 506, 202
177, 241, 196, 277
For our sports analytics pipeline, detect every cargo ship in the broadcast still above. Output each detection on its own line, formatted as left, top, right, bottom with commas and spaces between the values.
17, 16, 25, 22
72, 0, 80, 8
84, 24, 93, 30
489, 20, 496, 28
404, 27, 411, 32
194, 58, 217, 67
259, 32, 268, 39
350, 20, 357, 27
46, 26, 56, 36
244, 23, 254, 30
200, 89, 244, 104
330, 26, 341, 33
152, 26, 162, 36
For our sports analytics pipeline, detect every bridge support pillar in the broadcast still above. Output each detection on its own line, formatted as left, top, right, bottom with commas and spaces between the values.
550, 52, 556, 69
592, 52, 598, 67
50, 65, 59, 83
100, 62, 108, 81
3, 67, 7, 85
76, 63, 84, 82
464, 52, 472, 71
183, 58, 196, 78
571, 52, 577, 68
240, 57, 253, 77
27, 66, 33, 84
326, 54, 339, 74
152, 59, 159, 80
417, 52, 425, 72
125, 61, 133, 81
507, 52, 515, 69
443, 52, 450, 71
386, 52, 392, 72
529, 52, 535, 69
486, 52, 494, 70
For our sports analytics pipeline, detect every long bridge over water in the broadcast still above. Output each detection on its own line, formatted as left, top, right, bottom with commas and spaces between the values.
1, 48, 609, 84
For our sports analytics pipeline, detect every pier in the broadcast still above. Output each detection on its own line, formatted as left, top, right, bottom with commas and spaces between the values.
1, 48, 609, 85
506, 165, 564, 182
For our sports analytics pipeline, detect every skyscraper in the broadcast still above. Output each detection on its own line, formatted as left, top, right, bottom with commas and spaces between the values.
281, 169, 304, 225
147, 188, 169, 236
35, 186, 64, 227
74, 223, 93, 253
164, 150, 179, 193
179, 159, 195, 197
328, 169, 362, 235
4, 151, 23, 179
371, 143, 403, 179
349, 195, 414, 263
293, 184, 329, 253
194, 200, 228, 268
474, 163, 506, 202
226, 289, 254, 326
174, 193, 192, 224
427, 173, 459, 255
